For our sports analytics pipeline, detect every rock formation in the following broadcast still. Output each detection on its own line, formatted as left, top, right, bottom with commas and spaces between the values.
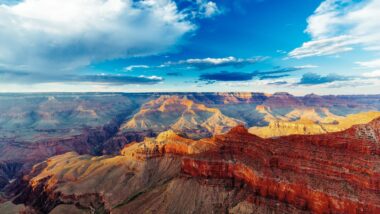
120, 95, 243, 137
5, 117, 380, 213
249, 111, 380, 138
1, 93, 380, 213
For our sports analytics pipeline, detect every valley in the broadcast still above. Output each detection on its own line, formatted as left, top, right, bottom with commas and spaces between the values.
1, 92, 380, 213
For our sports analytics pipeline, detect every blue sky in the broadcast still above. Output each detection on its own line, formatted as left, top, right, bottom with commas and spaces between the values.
1, 0, 380, 94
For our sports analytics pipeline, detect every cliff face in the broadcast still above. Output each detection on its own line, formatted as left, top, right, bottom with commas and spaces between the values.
6, 118, 380, 213
249, 111, 380, 138
182, 122, 380, 213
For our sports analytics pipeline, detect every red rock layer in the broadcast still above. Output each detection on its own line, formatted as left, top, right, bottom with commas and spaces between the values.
181, 121, 380, 214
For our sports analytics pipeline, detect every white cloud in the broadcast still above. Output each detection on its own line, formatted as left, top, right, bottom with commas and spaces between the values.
164, 56, 265, 69
356, 59, 380, 68
187, 56, 240, 65
188, 0, 221, 18
363, 70, 380, 77
138, 75, 163, 80
294, 64, 319, 69
124, 65, 150, 71
289, 0, 380, 58
356, 58, 380, 78
0, 0, 194, 72
289, 35, 355, 58
199, 1, 221, 18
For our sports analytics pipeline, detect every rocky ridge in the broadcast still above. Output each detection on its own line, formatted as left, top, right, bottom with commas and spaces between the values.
120, 95, 243, 137
249, 111, 380, 138
4, 117, 380, 213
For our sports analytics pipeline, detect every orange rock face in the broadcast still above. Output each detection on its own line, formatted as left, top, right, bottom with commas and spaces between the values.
181, 121, 380, 213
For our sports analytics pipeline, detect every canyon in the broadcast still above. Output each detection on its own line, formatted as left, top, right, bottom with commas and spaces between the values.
3, 117, 380, 213
1, 92, 380, 213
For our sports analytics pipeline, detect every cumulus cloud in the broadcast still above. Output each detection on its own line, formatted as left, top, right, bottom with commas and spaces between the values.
197, 0, 221, 18
164, 56, 265, 70
181, 0, 222, 18
297, 72, 352, 85
0, 0, 195, 73
289, 0, 380, 58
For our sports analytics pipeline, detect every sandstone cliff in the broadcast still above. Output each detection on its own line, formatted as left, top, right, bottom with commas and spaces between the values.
249, 111, 380, 138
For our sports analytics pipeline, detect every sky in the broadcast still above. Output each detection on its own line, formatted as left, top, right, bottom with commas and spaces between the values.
0, 0, 380, 95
